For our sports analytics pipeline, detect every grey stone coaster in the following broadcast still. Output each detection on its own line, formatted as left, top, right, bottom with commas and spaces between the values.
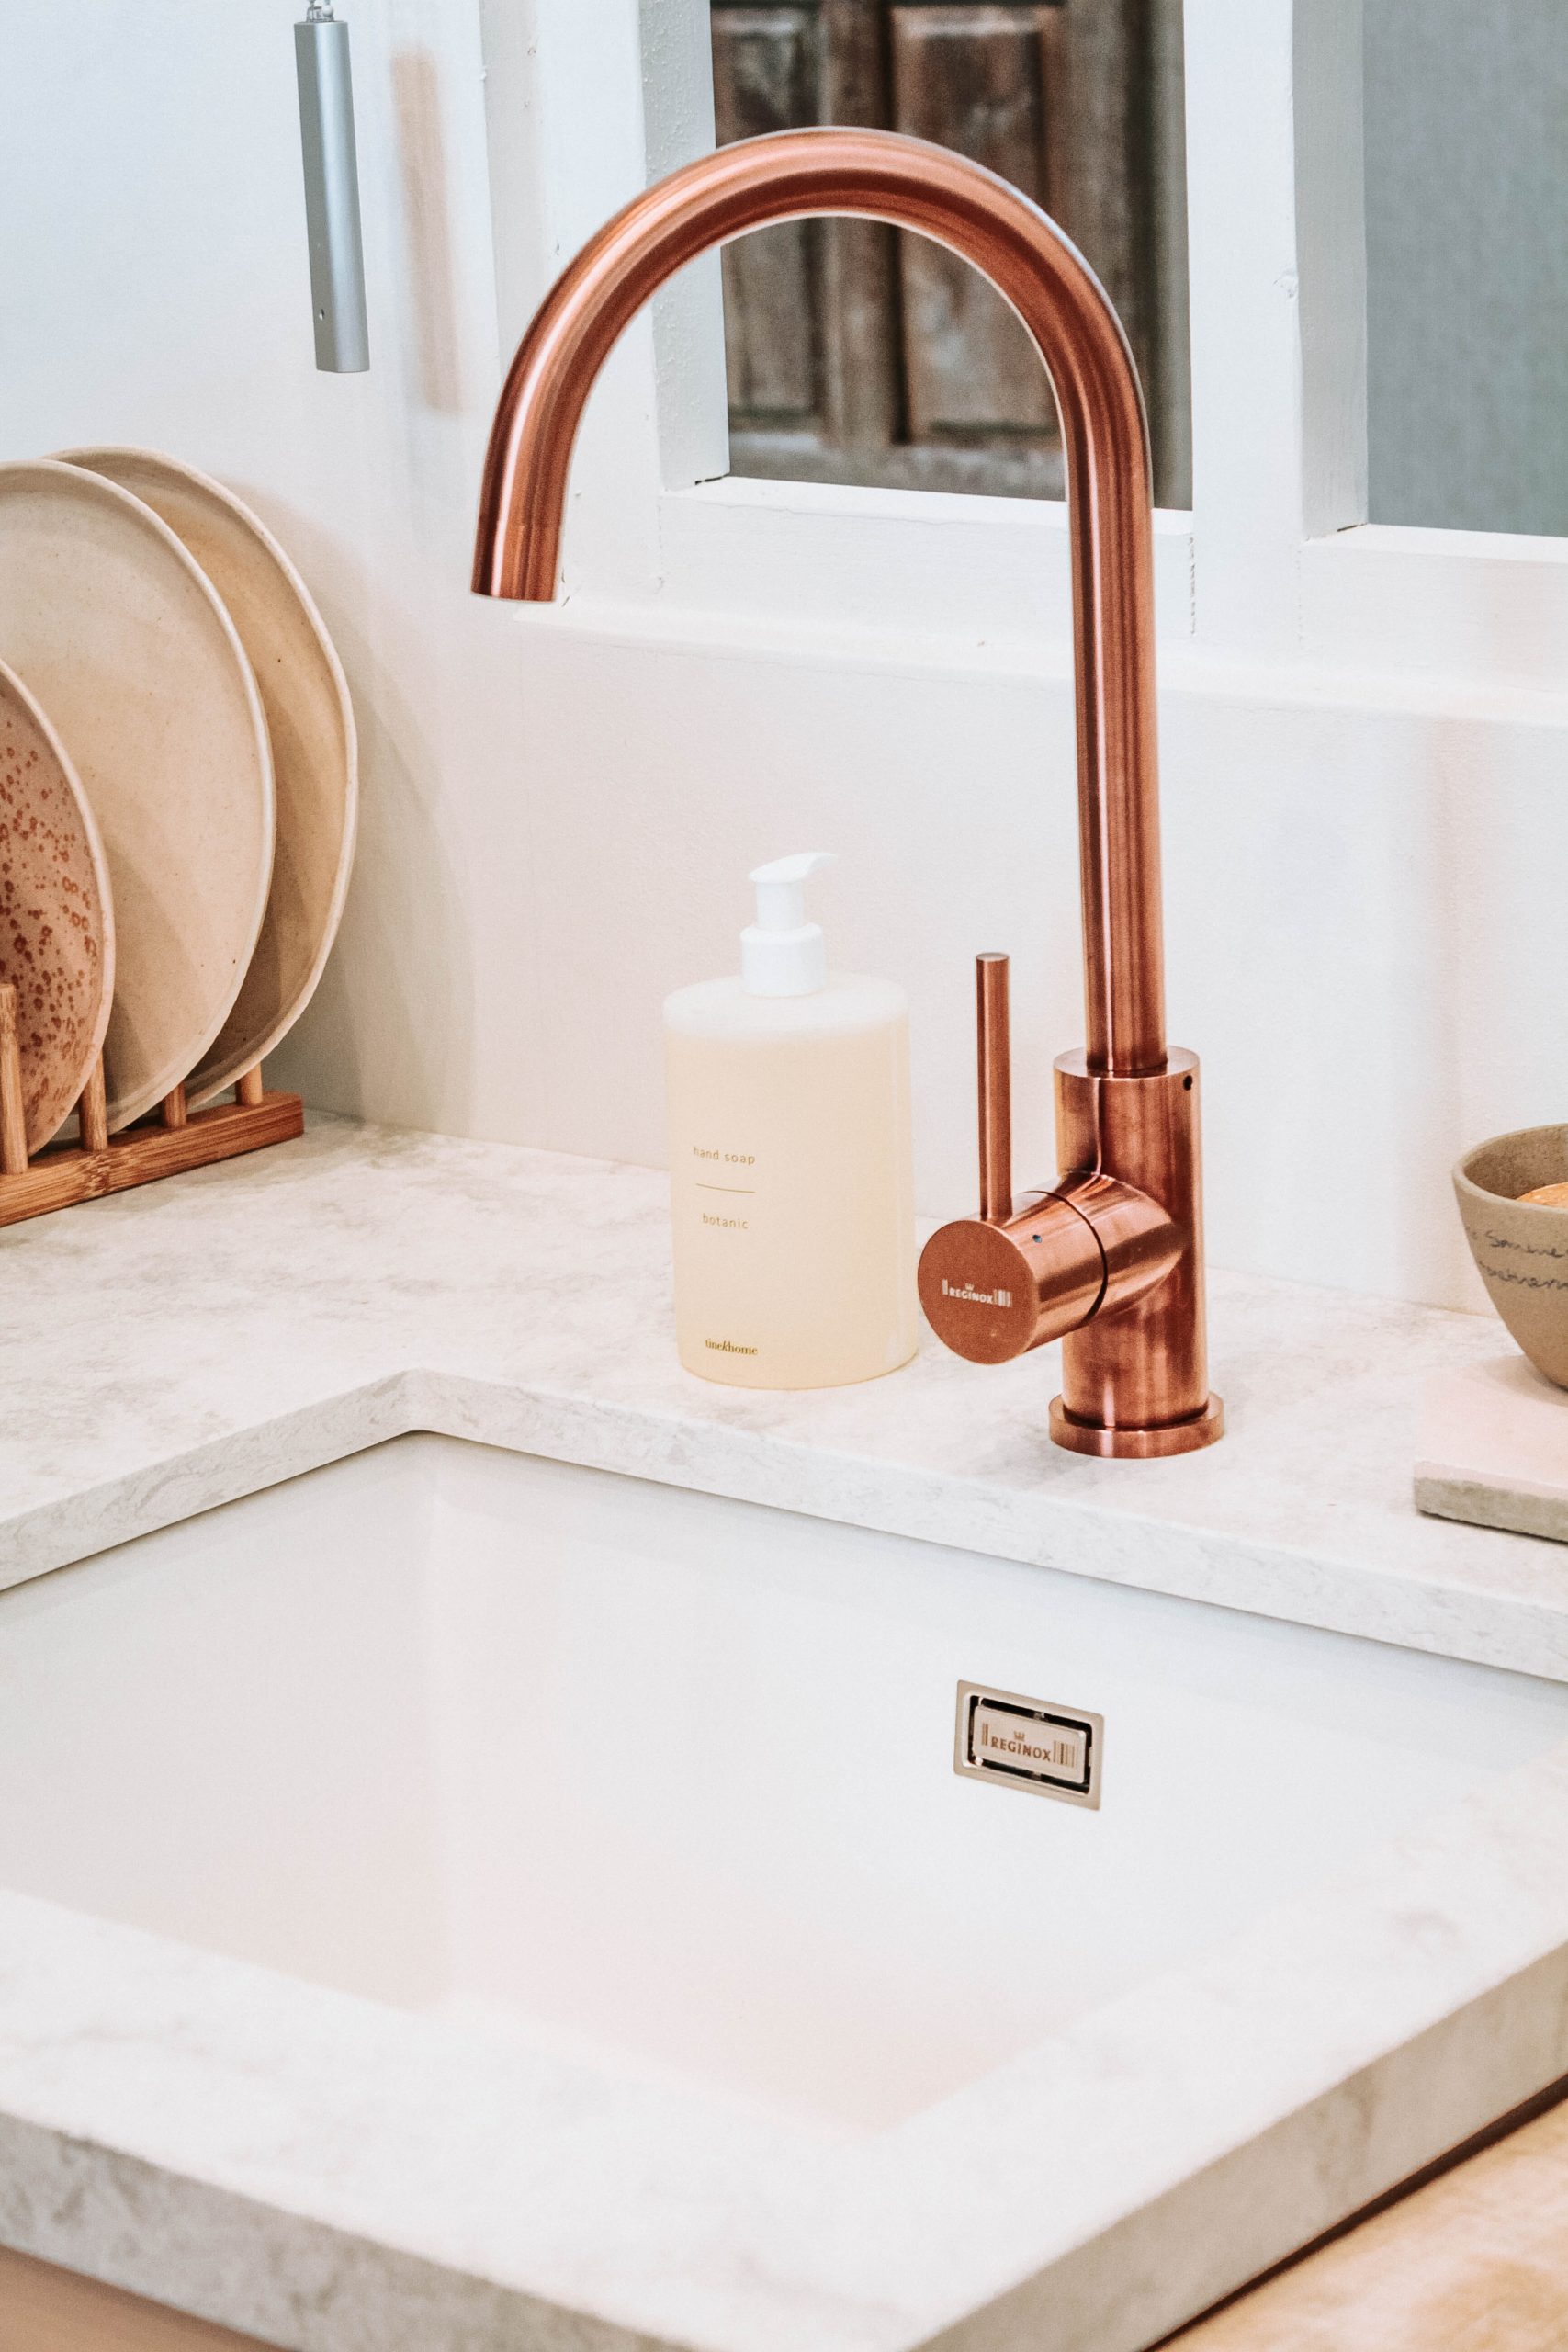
1417, 1355, 1568, 1544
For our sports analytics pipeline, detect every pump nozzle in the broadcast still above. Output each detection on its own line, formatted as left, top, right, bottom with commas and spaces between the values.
743, 851, 834, 996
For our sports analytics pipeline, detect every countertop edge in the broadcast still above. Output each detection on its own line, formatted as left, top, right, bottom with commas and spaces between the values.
9, 1358, 1568, 1685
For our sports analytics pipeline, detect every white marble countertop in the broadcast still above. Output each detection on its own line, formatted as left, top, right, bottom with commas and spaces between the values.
5, 1114, 1568, 2352
2, 1113, 1565, 1675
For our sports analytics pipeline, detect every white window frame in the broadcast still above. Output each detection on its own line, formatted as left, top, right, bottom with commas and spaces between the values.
478, 0, 1568, 695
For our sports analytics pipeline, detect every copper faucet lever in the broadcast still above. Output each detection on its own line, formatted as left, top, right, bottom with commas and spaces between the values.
976, 954, 1012, 1225
471, 126, 1222, 1458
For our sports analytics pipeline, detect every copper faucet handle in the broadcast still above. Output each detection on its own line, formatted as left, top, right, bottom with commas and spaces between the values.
976, 953, 1011, 1223
917, 951, 1099, 1366
919, 950, 1186, 1365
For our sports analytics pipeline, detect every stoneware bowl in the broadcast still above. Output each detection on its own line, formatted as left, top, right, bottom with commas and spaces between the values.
1455, 1125, 1568, 1388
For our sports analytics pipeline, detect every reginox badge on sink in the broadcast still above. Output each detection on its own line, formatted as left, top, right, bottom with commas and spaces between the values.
954, 1682, 1103, 1808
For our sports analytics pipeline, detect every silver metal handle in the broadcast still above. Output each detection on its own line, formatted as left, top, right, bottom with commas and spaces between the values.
295, 9, 369, 373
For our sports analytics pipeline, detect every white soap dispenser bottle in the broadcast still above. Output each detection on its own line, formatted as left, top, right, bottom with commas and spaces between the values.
664, 853, 918, 1387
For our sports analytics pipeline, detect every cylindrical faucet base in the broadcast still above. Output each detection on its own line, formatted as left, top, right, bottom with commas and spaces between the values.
1052, 1049, 1223, 1454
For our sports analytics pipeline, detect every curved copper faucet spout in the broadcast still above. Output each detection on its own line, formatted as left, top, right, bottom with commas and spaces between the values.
473, 125, 1164, 1078
474, 126, 1222, 1456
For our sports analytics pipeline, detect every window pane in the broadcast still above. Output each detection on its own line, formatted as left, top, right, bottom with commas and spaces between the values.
1366, 1, 1568, 535
709, 0, 1191, 507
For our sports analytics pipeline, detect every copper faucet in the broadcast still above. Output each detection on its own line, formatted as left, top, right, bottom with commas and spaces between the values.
473, 127, 1222, 1459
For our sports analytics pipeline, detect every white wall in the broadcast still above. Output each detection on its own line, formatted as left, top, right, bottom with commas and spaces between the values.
3, 0, 1565, 1324
1, 0, 525, 1140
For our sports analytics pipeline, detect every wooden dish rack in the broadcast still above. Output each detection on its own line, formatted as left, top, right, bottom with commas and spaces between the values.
0, 982, 303, 1229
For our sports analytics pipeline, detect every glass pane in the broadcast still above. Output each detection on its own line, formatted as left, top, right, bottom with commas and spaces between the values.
708, 0, 1192, 507
1366, 0, 1568, 535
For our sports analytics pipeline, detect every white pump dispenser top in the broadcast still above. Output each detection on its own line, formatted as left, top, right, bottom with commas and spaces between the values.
741, 851, 834, 997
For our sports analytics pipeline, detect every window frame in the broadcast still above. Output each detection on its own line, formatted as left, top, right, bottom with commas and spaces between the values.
477, 0, 1568, 695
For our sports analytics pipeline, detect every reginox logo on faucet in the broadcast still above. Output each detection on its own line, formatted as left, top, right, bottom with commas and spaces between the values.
941, 1276, 1013, 1310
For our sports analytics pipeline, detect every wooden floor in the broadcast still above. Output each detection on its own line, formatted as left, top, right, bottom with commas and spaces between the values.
1168, 2098, 1568, 2349
0, 2245, 275, 2352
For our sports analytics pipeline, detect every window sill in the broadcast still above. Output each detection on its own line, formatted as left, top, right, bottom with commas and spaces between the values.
649, 471, 1197, 650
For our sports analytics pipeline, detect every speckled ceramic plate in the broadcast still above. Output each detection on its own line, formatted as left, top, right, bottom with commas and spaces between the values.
0, 461, 273, 1130
0, 657, 114, 1153
59, 448, 357, 1108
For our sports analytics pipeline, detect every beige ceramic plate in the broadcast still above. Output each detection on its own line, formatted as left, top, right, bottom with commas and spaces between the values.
61, 448, 357, 1107
0, 461, 273, 1130
0, 657, 115, 1153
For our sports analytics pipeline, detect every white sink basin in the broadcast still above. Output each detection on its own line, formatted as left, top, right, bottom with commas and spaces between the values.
5, 1433, 1568, 2348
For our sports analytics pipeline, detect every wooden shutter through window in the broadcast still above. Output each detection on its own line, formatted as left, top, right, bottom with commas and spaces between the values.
709, 0, 1190, 504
